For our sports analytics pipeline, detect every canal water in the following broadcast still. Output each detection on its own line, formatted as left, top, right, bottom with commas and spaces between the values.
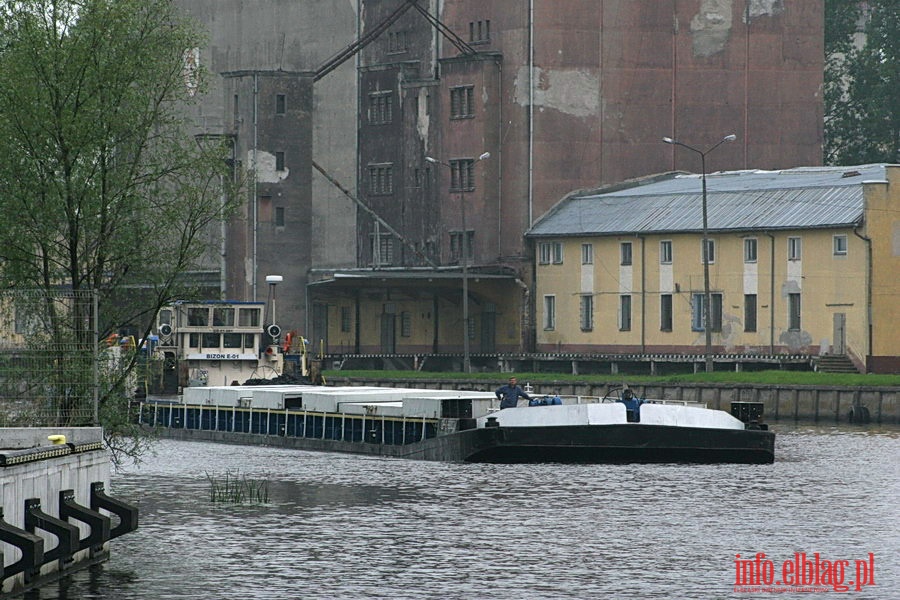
25, 424, 898, 599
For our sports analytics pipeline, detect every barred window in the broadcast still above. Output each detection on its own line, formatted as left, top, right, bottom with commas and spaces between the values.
580, 295, 593, 331
368, 164, 394, 195
387, 30, 409, 53
450, 86, 474, 118
367, 92, 393, 125
449, 159, 475, 190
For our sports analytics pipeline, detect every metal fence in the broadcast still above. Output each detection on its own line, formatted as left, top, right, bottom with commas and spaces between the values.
0, 289, 99, 427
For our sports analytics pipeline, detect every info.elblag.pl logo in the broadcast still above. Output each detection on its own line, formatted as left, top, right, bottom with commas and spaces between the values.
733, 552, 876, 593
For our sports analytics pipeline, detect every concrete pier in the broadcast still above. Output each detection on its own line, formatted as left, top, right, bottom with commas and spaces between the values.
1, 428, 122, 597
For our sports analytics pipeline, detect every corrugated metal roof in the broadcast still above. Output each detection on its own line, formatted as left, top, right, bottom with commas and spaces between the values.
527, 164, 889, 237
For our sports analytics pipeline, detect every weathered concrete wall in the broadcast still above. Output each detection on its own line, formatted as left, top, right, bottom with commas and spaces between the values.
1, 429, 110, 595
177, 0, 360, 333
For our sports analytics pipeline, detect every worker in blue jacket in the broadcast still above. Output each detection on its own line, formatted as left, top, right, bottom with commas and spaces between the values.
496, 376, 531, 409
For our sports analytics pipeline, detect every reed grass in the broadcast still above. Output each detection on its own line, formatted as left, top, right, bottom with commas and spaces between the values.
206, 471, 270, 504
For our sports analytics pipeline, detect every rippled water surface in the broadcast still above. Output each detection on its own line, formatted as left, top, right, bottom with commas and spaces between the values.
26, 425, 899, 599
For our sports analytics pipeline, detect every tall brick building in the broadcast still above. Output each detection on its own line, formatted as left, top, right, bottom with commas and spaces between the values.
180, 1, 824, 360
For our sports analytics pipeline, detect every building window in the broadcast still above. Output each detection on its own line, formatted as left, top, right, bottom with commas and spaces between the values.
275, 151, 285, 171
368, 164, 394, 195
833, 235, 848, 256
367, 92, 393, 125
788, 236, 802, 260
660, 240, 672, 264
744, 294, 757, 332
660, 294, 673, 332
539, 241, 562, 265
788, 293, 801, 331
543, 295, 556, 330
702, 238, 716, 264
275, 93, 286, 115
469, 19, 491, 43
450, 86, 474, 119
400, 312, 412, 337
619, 295, 632, 331
620, 242, 632, 266
449, 159, 475, 191
744, 238, 758, 263
275, 206, 285, 227
413, 167, 422, 188
449, 230, 474, 263
341, 306, 352, 333
233, 94, 239, 128
387, 30, 409, 53
581, 243, 593, 265
580, 295, 593, 331
691, 293, 723, 332
371, 233, 395, 266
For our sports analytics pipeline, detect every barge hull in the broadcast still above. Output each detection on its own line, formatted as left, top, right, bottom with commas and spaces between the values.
160, 423, 774, 464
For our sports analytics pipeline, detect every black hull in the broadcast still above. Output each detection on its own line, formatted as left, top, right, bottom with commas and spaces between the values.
160, 423, 774, 464
461, 424, 775, 464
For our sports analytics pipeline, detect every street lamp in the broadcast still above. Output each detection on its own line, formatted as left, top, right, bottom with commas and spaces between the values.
425, 151, 491, 373
662, 134, 736, 373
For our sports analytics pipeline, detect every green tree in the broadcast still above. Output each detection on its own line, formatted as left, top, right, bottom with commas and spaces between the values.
825, 0, 900, 165
0, 0, 242, 462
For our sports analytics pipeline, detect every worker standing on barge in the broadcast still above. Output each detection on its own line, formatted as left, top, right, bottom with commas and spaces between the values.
496, 376, 531, 409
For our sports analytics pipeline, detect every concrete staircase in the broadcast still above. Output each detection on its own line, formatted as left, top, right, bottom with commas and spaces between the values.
815, 354, 860, 374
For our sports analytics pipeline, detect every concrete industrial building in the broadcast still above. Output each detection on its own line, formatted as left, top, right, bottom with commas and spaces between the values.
179, 1, 826, 362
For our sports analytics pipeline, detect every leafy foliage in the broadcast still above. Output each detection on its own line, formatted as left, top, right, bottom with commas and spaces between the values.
825, 0, 900, 165
0, 0, 244, 460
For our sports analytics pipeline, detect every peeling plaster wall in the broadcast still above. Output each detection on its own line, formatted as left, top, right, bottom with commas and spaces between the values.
745, 0, 785, 21
690, 0, 733, 57
248, 150, 290, 184
514, 66, 600, 118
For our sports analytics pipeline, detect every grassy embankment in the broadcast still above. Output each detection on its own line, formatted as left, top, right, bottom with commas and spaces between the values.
324, 369, 900, 387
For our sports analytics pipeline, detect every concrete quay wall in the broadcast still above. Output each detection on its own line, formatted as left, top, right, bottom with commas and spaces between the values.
0, 428, 110, 597
326, 378, 899, 424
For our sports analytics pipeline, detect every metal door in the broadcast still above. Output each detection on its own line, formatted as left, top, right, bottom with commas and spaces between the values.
832, 313, 846, 354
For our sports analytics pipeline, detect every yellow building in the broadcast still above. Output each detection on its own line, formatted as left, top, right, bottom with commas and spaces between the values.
527, 165, 900, 373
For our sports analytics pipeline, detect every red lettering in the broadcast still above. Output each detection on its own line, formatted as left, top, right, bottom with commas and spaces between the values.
782, 559, 794, 585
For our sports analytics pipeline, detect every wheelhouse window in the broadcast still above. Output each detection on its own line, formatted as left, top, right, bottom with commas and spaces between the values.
238, 308, 260, 327
212, 307, 235, 326
187, 307, 208, 326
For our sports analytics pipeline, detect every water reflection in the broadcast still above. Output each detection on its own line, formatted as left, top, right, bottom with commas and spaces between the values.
24, 424, 900, 599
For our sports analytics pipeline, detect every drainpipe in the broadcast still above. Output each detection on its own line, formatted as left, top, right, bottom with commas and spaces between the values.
528, 0, 534, 227
639, 235, 646, 353
765, 232, 775, 354
252, 73, 259, 301
853, 226, 873, 370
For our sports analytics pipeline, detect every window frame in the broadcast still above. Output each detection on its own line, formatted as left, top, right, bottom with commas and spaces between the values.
620, 242, 633, 266
788, 293, 801, 331
543, 295, 556, 331
660, 293, 673, 332
701, 238, 716, 264
744, 238, 758, 263
659, 240, 672, 265
788, 236, 802, 261
833, 234, 848, 256
619, 295, 632, 331
450, 85, 475, 119
744, 294, 757, 332
691, 292, 723, 332
580, 294, 593, 332
581, 243, 593, 265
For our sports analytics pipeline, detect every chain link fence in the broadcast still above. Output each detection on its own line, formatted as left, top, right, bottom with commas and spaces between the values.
0, 289, 100, 427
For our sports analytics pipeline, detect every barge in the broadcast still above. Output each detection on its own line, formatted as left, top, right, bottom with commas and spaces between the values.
140, 384, 775, 464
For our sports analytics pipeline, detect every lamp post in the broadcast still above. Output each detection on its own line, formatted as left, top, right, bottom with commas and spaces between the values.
425, 152, 491, 373
265, 274, 283, 342
662, 134, 736, 373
